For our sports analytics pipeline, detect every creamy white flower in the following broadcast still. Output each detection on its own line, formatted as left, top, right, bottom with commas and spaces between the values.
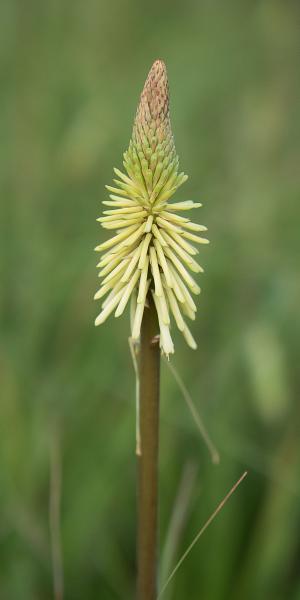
95, 60, 208, 356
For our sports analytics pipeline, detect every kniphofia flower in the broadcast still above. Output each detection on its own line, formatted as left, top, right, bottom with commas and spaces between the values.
94, 60, 208, 356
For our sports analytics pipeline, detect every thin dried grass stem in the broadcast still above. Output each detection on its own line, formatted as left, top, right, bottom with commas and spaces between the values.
49, 429, 64, 600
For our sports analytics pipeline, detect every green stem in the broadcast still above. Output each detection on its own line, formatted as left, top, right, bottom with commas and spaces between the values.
137, 295, 160, 600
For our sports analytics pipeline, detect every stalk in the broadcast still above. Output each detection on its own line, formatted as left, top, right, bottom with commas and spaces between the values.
94, 59, 208, 596
137, 295, 160, 600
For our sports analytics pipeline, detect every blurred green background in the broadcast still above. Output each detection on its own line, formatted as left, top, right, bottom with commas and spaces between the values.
1, 0, 299, 598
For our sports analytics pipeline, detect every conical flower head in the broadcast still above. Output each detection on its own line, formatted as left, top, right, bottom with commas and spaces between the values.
95, 60, 209, 356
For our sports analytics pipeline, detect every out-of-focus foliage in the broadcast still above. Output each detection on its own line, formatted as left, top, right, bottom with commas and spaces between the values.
0, 1, 299, 598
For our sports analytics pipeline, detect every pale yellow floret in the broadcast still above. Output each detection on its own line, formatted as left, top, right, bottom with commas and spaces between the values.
98, 256, 124, 277
154, 287, 170, 325
164, 283, 185, 332
144, 215, 154, 232
182, 231, 209, 244
159, 229, 203, 273
102, 238, 137, 258
113, 178, 143, 197
105, 211, 147, 221
154, 187, 177, 205
101, 217, 145, 230
149, 246, 163, 297
152, 292, 174, 357
167, 262, 185, 303
123, 224, 145, 247
161, 211, 189, 224
167, 229, 198, 255
182, 323, 197, 350
101, 259, 129, 286
181, 300, 196, 321
96, 223, 140, 251
97, 214, 125, 223
166, 201, 202, 211
98, 210, 145, 221
130, 288, 137, 333
164, 247, 201, 294
156, 216, 182, 234
171, 267, 201, 312
121, 244, 143, 283
182, 221, 207, 232
114, 167, 134, 185
101, 280, 125, 309
95, 288, 125, 325
115, 269, 141, 317
105, 195, 136, 205
153, 238, 172, 288
152, 223, 168, 247
94, 283, 112, 300
97, 246, 129, 267
137, 256, 150, 303
132, 302, 146, 340
103, 206, 144, 215
138, 233, 152, 269
132, 280, 151, 339
105, 186, 130, 196
98, 269, 127, 290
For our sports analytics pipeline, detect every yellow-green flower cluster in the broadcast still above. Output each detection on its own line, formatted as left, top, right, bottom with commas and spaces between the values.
95, 60, 208, 356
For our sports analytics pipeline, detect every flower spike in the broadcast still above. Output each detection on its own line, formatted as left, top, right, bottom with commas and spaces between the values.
95, 60, 208, 356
